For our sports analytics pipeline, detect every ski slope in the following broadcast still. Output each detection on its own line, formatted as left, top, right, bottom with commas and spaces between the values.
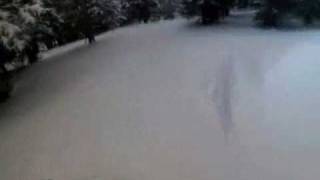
1, 12, 320, 180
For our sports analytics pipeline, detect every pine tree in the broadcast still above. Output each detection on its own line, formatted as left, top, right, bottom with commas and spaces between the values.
0, 0, 57, 64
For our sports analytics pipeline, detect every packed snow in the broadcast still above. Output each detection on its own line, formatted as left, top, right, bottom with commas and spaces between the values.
1, 12, 320, 180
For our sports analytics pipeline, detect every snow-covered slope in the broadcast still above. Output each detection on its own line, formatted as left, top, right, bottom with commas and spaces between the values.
1, 13, 320, 180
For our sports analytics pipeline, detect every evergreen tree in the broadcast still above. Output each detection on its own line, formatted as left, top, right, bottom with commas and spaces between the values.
121, 0, 160, 24
217, 0, 235, 16
180, 0, 200, 18
63, 0, 121, 43
256, 0, 320, 26
295, 0, 320, 25
255, 0, 297, 27
181, 0, 235, 23
0, 0, 56, 64
44, 0, 122, 44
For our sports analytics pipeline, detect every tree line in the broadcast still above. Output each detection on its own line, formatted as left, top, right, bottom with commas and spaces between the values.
181, 0, 320, 26
0, 0, 168, 68
256, 0, 320, 26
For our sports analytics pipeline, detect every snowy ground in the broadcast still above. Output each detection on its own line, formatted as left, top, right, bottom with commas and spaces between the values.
1, 12, 320, 180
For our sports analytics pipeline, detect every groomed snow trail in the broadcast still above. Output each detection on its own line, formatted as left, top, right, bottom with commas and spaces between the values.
1, 13, 320, 180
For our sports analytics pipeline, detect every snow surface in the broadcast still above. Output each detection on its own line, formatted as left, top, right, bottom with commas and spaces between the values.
2, 12, 320, 180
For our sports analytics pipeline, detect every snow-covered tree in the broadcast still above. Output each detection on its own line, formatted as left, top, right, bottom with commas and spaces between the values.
47, 0, 122, 44
94, 0, 123, 32
0, 0, 57, 64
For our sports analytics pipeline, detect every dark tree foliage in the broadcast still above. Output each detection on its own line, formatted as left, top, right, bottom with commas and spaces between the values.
158, 0, 181, 19
0, 68, 12, 102
237, 0, 249, 8
181, 0, 200, 18
255, 2, 282, 27
258, 0, 292, 26
295, 0, 320, 25
201, 0, 222, 24
217, 0, 235, 16
181, 0, 235, 24
256, 0, 320, 27
0, 42, 14, 101
43, 0, 122, 45
121, 0, 160, 24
